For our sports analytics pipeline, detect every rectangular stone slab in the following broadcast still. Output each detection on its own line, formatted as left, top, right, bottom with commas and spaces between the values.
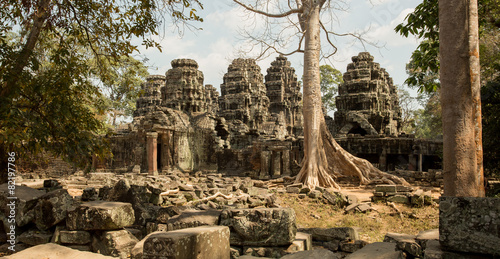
439, 196, 500, 256
66, 201, 135, 230
220, 208, 297, 246
142, 226, 230, 259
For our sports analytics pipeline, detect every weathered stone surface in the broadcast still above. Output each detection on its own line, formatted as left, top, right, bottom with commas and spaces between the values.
340, 240, 368, 253
423, 240, 492, 259
18, 229, 52, 246
142, 226, 230, 259
82, 187, 99, 201
439, 196, 500, 256
166, 209, 221, 230
60, 230, 91, 245
66, 201, 135, 230
34, 189, 75, 230
345, 242, 404, 259
5, 243, 114, 259
220, 208, 296, 246
92, 229, 139, 258
384, 232, 422, 258
298, 227, 359, 242
281, 249, 340, 259
0, 184, 45, 227
416, 229, 438, 249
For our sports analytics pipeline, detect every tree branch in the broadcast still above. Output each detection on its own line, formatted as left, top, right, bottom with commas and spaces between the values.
233, 0, 303, 18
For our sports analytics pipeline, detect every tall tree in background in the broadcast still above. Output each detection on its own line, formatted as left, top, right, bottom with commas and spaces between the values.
320, 64, 343, 115
233, 0, 408, 189
0, 0, 203, 183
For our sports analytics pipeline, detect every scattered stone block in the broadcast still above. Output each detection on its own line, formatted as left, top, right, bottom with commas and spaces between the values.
66, 201, 135, 230
92, 229, 139, 258
384, 232, 422, 258
387, 195, 409, 204
18, 229, 52, 246
415, 229, 438, 249
82, 187, 99, 201
322, 190, 347, 207
308, 190, 322, 199
340, 240, 368, 253
165, 209, 220, 230
5, 243, 114, 259
281, 248, 340, 259
375, 185, 397, 193
439, 196, 500, 256
220, 208, 296, 246
142, 226, 230, 259
34, 189, 75, 230
345, 242, 403, 259
286, 186, 300, 194
298, 227, 359, 242
60, 230, 91, 245
0, 184, 45, 227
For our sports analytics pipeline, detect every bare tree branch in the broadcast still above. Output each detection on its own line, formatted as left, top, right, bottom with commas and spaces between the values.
233, 0, 303, 18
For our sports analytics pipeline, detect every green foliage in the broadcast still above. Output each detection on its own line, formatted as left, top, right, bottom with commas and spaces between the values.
0, 0, 203, 175
395, 0, 439, 93
320, 64, 343, 114
93, 56, 149, 127
396, 0, 500, 93
412, 91, 442, 139
397, 88, 417, 134
482, 77, 500, 178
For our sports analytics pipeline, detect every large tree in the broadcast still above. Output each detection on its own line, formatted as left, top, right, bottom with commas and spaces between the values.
0, 0, 203, 183
397, 0, 494, 196
233, 0, 408, 189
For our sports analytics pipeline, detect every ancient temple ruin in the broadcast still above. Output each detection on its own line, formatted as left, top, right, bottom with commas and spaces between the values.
328, 52, 442, 172
100, 52, 442, 179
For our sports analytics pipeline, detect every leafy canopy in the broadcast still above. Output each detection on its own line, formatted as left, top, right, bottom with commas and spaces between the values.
0, 0, 203, 172
320, 64, 343, 114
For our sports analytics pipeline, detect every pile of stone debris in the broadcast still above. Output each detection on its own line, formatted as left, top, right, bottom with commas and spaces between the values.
0, 171, 496, 258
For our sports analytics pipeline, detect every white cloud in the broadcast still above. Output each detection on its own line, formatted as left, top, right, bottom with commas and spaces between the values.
365, 8, 418, 47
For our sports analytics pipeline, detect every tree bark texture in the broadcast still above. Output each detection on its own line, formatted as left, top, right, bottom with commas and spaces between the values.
439, 0, 484, 197
294, 0, 408, 189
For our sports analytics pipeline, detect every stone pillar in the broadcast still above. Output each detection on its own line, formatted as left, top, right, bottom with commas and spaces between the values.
282, 150, 291, 176
409, 155, 417, 171
260, 151, 270, 179
418, 154, 423, 172
146, 132, 158, 175
379, 149, 387, 171
272, 151, 281, 177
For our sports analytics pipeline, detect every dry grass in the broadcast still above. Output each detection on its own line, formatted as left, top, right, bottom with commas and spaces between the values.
278, 192, 439, 243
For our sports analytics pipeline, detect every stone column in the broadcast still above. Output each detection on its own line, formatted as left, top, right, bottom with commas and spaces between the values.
282, 150, 291, 176
260, 151, 270, 179
272, 151, 281, 177
418, 154, 423, 172
379, 149, 387, 171
409, 155, 417, 171
146, 132, 158, 175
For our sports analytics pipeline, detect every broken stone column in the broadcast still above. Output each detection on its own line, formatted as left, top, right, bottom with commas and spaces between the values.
141, 226, 230, 259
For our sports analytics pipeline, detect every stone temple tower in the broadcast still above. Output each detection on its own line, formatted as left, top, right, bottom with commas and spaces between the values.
134, 75, 165, 118
162, 59, 207, 114
265, 55, 303, 136
333, 52, 402, 137
218, 58, 270, 130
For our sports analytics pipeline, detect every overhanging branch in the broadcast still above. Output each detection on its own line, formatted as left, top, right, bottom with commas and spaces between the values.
233, 0, 303, 18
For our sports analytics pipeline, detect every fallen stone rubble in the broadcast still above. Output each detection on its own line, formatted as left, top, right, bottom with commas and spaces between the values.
0, 172, 496, 258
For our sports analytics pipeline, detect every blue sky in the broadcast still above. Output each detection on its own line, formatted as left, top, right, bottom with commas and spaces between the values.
138, 0, 421, 96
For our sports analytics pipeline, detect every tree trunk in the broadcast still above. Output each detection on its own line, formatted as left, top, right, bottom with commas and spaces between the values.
439, 0, 484, 197
294, 0, 408, 189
